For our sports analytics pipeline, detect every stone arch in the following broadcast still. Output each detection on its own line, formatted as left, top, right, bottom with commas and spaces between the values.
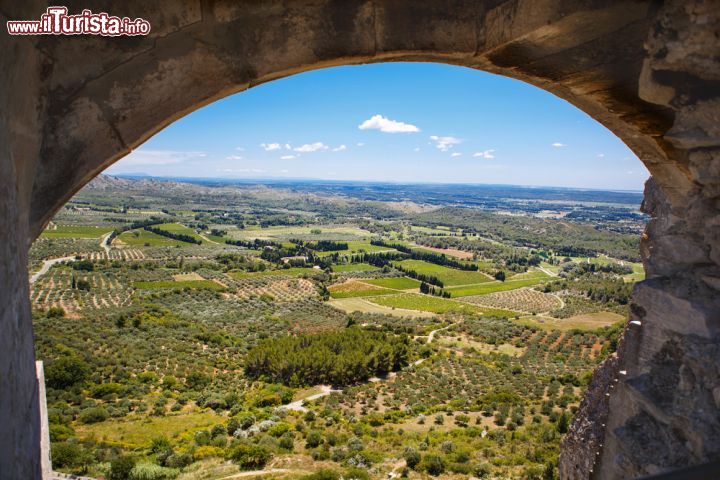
1, 1, 717, 478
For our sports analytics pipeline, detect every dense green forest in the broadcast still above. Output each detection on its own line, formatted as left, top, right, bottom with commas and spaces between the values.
244, 328, 411, 387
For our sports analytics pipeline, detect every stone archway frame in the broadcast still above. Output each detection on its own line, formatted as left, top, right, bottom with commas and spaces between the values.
1, 1, 717, 479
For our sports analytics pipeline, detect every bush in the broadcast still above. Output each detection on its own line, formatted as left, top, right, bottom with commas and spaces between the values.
109, 455, 136, 480
46, 355, 90, 389
301, 469, 340, 480
164, 453, 192, 469
344, 467, 370, 480
473, 463, 492, 478
421, 455, 445, 476
279, 432, 295, 450
306, 430, 323, 448
149, 437, 171, 454
47, 306, 66, 318
78, 407, 109, 424
403, 448, 421, 469
193, 446, 225, 461
51, 441, 88, 469
194, 430, 211, 446
227, 443, 272, 470
129, 463, 180, 480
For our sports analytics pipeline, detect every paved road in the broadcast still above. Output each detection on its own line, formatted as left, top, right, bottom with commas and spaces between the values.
538, 265, 558, 277
285, 385, 339, 412
100, 232, 112, 254
30, 256, 75, 284
427, 325, 451, 344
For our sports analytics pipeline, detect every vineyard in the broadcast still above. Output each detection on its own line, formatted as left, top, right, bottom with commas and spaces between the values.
462, 288, 563, 313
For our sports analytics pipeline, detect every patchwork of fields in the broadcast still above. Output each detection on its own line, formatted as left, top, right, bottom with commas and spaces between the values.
30, 180, 641, 480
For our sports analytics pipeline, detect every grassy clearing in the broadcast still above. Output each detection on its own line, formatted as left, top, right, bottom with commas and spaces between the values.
228, 268, 318, 279
315, 240, 395, 257
391, 259, 494, 286
446, 277, 551, 297
328, 281, 397, 299
228, 225, 372, 240
508, 268, 551, 280
118, 229, 186, 246
155, 223, 205, 242
369, 293, 484, 314
172, 272, 205, 281
133, 280, 226, 291
76, 410, 224, 449
332, 263, 378, 272
515, 311, 624, 331
41, 225, 114, 239
363, 277, 421, 290
410, 243, 475, 260
327, 297, 437, 318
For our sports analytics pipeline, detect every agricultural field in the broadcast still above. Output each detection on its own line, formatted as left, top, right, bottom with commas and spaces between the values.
392, 259, 495, 286
41, 225, 114, 238
446, 275, 552, 298
331, 262, 378, 272
228, 267, 318, 279
463, 287, 563, 313
363, 277, 421, 290
117, 229, 188, 247
29, 175, 643, 480
155, 222, 206, 242
327, 280, 397, 299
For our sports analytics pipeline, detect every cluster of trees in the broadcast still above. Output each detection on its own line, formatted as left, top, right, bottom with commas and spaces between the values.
370, 239, 478, 271
293, 239, 349, 252
394, 263, 444, 288
143, 226, 202, 245
225, 238, 279, 249
420, 281, 450, 298
409, 207, 641, 261
244, 327, 411, 387
544, 274, 633, 305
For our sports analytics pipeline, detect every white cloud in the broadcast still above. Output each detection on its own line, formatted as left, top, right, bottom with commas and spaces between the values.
473, 149, 496, 159
225, 155, 243, 160
284, 144, 292, 150
280, 155, 296, 160
280, 169, 289, 173
552, 142, 567, 147
294, 142, 329, 153
333, 145, 347, 152
358, 114, 420, 133
413, 147, 420, 152
261, 143, 282, 151
451, 152, 462, 157
235, 147, 245, 151
356, 142, 365, 147
117, 150, 206, 166
430, 135, 461, 152
597, 153, 605, 158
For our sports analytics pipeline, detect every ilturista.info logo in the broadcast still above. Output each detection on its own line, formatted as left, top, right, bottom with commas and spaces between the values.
7, 6, 151, 36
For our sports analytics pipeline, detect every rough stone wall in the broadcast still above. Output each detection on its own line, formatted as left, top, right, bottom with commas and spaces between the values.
560, 2, 720, 478
0, 1, 45, 477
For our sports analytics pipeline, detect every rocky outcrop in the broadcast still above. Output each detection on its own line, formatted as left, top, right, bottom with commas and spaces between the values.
561, 2, 720, 478
559, 354, 620, 479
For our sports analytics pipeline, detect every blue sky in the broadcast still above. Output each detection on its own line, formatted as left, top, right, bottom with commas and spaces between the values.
107, 62, 648, 190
